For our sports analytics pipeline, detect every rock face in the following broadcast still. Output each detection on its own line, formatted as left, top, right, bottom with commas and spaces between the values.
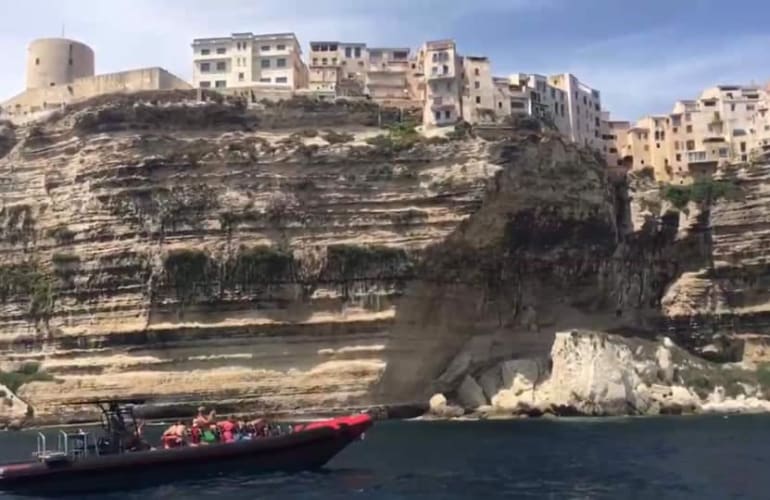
1, 92, 770, 423
0, 92, 500, 422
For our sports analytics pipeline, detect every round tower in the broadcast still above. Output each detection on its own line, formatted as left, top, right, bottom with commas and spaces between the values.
25, 38, 95, 90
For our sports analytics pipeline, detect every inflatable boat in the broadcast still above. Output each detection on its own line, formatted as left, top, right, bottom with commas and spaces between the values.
0, 399, 372, 495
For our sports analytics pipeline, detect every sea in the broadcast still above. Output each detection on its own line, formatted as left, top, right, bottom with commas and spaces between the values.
1, 414, 769, 499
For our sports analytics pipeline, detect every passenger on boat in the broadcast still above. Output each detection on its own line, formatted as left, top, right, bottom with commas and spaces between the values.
193, 406, 216, 427
200, 424, 219, 445
161, 421, 187, 449
126, 420, 152, 451
189, 423, 202, 447
218, 416, 237, 443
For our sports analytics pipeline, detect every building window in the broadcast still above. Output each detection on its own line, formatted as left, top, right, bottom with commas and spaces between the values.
551, 88, 555, 99
476, 96, 481, 104
740, 141, 746, 152
676, 154, 681, 162
741, 154, 748, 162
686, 125, 693, 133
277, 44, 286, 50
554, 103, 558, 115
260, 77, 271, 83
431, 66, 437, 75
435, 111, 441, 121
322, 58, 328, 65
68, 58, 73, 66
443, 65, 449, 75
261, 45, 270, 51
199, 81, 211, 88
277, 58, 287, 68
201, 49, 210, 55
312, 58, 318, 65
331, 58, 337, 65
355, 47, 361, 58
498, 102, 502, 109
200, 62, 210, 72
560, 104, 565, 116
674, 141, 680, 150
474, 81, 480, 89
747, 104, 755, 111
261, 59, 271, 68
686, 140, 695, 150
216, 62, 226, 71
215, 80, 226, 88
216, 47, 226, 54
238, 72, 244, 81
445, 110, 451, 120
474, 68, 480, 76
276, 77, 288, 83
345, 47, 352, 58
719, 147, 729, 158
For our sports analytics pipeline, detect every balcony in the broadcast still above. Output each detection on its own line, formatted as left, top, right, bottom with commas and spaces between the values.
431, 96, 457, 110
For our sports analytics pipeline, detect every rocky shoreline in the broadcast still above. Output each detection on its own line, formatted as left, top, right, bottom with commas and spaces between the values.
425, 330, 770, 420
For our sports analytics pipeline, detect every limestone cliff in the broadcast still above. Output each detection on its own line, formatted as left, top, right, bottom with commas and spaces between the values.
1, 92, 769, 425
0, 91, 492, 424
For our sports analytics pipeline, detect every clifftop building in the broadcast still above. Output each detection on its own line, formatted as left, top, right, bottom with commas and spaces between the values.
1, 37, 190, 124
191, 32, 307, 98
606, 84, 770, 182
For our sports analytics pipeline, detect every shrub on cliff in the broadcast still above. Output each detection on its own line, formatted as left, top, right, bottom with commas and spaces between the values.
47, 225, 76, 244
223, 246, 295, 290
322, 130, 355, 144
0, 263, 55, 321
162, 249, 214, 305
662, 178, 741, 211
0, 363, 55, 393
322, 245, 413, 283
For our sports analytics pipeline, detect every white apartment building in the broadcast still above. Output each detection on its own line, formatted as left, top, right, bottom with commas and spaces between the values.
191, 32, 307, 94
549, 73, 603, 150
417, 40, 463, 127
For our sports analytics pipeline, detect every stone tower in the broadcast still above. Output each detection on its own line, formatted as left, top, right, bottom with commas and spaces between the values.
25, 38, 95, 90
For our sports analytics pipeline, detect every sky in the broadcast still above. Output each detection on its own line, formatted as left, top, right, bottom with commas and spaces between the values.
1, 0, 769, 121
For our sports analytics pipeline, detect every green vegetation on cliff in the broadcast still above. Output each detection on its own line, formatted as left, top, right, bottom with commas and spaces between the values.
662, 179, 741, 210
0, 263, 55, 320
162, 249, 213, 305
0, 363, 55, 393
223, 246, 295, 289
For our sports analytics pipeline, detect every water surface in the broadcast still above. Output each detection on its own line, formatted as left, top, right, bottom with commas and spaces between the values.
1, 415, 768, 499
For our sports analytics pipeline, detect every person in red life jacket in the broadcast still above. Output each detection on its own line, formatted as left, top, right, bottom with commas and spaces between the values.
189, 423, 202, 447
218, 416, 237, 443
161, 421, 187, 449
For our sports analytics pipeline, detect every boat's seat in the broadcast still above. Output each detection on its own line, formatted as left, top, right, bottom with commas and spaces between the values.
35, 452, 70, 465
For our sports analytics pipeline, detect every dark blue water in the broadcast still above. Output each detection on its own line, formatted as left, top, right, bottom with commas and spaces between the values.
2, 415, 769, 499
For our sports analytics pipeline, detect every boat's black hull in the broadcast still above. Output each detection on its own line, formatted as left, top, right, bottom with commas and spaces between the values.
0, 415, 370, 496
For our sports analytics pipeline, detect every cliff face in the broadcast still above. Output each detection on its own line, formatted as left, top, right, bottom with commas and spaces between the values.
0, 93, 768, 424
0, 93, 494, 423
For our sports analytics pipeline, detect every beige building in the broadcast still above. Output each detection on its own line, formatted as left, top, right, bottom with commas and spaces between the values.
191, 32, 307, 96
461, 57, 496, 124
365, 47, 412, 101
612, 84, 770, 182
308, 41, 367, 97
416, 40, 463, 127
1, 38, 190, 123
